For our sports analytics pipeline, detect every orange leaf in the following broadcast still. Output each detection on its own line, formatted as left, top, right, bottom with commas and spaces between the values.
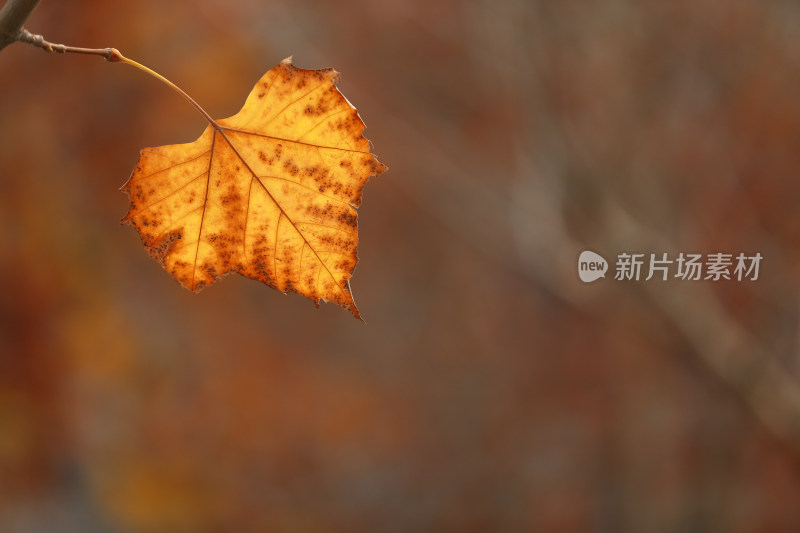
121, 58, 387, 319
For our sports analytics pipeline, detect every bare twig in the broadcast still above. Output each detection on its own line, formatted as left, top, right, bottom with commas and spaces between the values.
16, 28, 120, 59
0, 0, 40, 51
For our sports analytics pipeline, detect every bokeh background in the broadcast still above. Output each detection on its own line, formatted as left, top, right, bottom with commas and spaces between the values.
2, 0, 800, 531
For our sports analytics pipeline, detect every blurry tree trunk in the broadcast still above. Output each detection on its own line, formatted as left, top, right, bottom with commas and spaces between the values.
0, 0, 40, 51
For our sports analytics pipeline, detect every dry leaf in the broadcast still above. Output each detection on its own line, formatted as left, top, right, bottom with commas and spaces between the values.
121, 58, 387, 319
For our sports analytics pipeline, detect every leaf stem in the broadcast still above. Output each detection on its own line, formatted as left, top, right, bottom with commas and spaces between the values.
16, 29, 219, 127
115, 54, 219, 127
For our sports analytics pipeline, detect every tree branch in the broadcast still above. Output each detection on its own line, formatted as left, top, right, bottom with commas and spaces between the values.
0, 0, 40, 51
16, 28, 119, 60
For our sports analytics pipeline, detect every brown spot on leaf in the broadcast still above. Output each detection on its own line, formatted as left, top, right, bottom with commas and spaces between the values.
146, 231, 181, 262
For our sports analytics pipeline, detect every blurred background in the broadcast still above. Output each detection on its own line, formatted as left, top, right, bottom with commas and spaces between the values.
2, 0, 800, 531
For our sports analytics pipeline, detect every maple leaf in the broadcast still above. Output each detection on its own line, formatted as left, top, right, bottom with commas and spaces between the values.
121, 58, 387, 319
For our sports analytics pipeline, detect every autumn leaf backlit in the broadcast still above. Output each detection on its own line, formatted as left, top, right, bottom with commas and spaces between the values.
121, 58, 386, 319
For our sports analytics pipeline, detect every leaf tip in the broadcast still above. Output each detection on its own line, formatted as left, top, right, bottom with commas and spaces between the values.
373, 158, 388, 178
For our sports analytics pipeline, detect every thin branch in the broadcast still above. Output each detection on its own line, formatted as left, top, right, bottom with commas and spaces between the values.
0, 0, 40, 51
17, 28, 119, 60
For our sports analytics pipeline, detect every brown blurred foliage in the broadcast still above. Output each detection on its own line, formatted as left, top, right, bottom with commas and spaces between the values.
2, 0, 800, 531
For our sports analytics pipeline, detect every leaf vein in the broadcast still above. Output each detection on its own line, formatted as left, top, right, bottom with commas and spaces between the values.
152, 204, 204, 242
243, 177, 253, 269
295, 221, 351, 234
257, 175, 350, 206
128, 171, 207, 219
274, 212, 283, 283
220, 127, 367, 153
130, 149, 211, 183
296, 108, 353, 141
261, 82, 328, 130
191, 132, 216, 290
